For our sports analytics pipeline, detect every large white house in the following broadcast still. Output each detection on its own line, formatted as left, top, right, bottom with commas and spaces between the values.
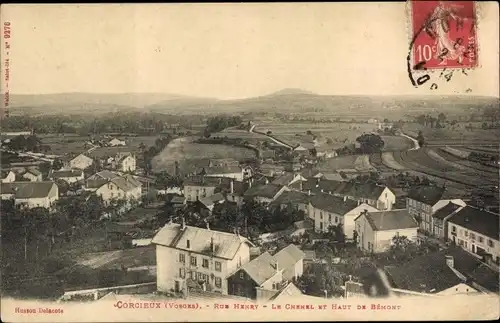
1, 170, 16, 183
447, 206, 500, 266
354, 209, 419, 253
407, 185, 466, 236
0, 181, 59, 209
309, 193, 379, 240
115, 153, 136, 172
94, 176, 142, 205
200, 166, 245, 181
22, 167, 43, 182
334, 182, 396, 211
69, 154, 94, 170
152, 222, 254, 295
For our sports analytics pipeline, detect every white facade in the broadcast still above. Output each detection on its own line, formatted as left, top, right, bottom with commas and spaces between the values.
184, 185, 217, 202
22, 171, 42, 182
15, 184, 59, 210
355, 214, 418, 253
56, 173, 84, 184
95, 181, 142, 205
205, 171, 244, 182
448, 222, 500, 263
310, 202, 379, 240
69, 154, 94, 170
1, 171, 16, 183
156, 242, 251, 295
109, 138, 126, 146
118, 155, 136, 172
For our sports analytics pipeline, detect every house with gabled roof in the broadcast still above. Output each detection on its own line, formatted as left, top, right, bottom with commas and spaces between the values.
22, 167, 43, 182
68, 153, 94, 170
199, 165, 245, 181
183, 176, 222, 202
431, 202, 464, 241
268, 190, 310, 215
152, 221, 254, 295
109, 138, 126, 147
310, 192, 379, 240
271, 173, 307, 187
243, 184, 288, 204
406, 185, 466, 235
447, 206, 500, 266
0, 181, 59, 209
1, 170, 16, 183
354, 209, 419, 253
384, 246, 499, 295
114, 152, 136, 172
50, 169, 84, 184
335, 181, 395, 211
227, 244, 304, 300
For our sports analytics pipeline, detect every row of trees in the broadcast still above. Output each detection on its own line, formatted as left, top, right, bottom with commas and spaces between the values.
204, 115, 243, 136
0, 113, 205, 136
414, 113, 447, 128
2, 134, 43, 152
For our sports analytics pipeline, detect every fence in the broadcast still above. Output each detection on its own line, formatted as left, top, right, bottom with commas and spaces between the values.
57, 282, 156, 302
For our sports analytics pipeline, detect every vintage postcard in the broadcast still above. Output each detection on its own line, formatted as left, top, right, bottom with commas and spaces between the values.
1, 2, 499, 322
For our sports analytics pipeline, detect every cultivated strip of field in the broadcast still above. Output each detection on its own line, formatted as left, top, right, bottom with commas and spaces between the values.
354, 155, 375, 171
464, 146, 499, 154
381, 152, 406, 170
393, 149, 498, 190
317, 155, 359, 172
438, 148, 497, 174
426, 148, 470, 172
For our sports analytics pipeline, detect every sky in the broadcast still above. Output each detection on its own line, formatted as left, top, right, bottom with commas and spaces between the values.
2, 3, 499, 99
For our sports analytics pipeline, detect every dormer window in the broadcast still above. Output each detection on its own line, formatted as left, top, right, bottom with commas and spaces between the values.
187, 239, 191, 249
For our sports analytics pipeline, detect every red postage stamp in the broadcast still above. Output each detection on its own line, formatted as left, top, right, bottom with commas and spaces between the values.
410, 0, 478, 70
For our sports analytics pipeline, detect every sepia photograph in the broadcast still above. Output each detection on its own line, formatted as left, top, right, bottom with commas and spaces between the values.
1, 2, 499, 322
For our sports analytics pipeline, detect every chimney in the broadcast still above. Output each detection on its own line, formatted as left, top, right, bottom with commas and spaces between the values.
210, 237, 215, 253
182, 217, 186, 230
321, 189, 324, 193
230, 180, 234, 194
308, 189, 311, 196
236, 227, 240, 237
445, 255, 454, 268
300, 181, 303, 191
275, 260, 279, 273
206, 221, 210, 230
344, 195, 347, 202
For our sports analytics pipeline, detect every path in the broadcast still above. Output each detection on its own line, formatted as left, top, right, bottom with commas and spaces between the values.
250, 124, 293, 150
400, 133, 420, 150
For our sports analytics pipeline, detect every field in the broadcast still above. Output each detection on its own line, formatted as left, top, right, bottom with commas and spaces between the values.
39, 134, 161, 158
403, 122, 500, 145
211, 128, 273, 145
380, 135, 414, 151
151, 137, 257, 173
254, 122, 378, 147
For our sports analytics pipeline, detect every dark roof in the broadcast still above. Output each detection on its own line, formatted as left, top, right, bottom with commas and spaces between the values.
239, 252, 278, 286
1, 181, 57, 198
337, 182, 388, 200
52, 170, 83, 178
274, 244, 305, 269
359, 209, 418, 231
201, 166, 242, 175
25, 167, 42, 176
407, 186, 446, 205
86, 179, 108, 189
448, 206, 499, 241
199, 192, 225, 207
183, 176, 222, 187
152, 223, 252, 260
385, 246, 499, 293
309, 193, 359, 214
271, 173, 298, 186
432, 202, 463, 220
89, 170, 119, 181
270, 190, 310, 206
220, 180, 249, 196
244, 184, 284, 199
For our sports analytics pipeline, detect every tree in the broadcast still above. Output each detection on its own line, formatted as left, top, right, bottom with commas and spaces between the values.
52, 158, 64, 171
389, 235, 418, 261
437, 112, 447, 124
417, 131, 425, 147
355, 133, 385, 153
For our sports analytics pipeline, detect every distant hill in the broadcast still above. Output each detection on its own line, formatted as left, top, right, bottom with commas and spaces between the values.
6, 91, 498, 117
265, 88, 316, 96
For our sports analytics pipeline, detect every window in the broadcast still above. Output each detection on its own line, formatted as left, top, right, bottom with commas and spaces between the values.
239, 271, 244, 279
465, 231, 468, 237
190, 256, 197, 266
202, 258, 209, 269
479, 236, 484, 243
191, 271, 196, 280
215, 261, 221, 272
319, 222, 323, 231
335, 216, 338, 224
488, 240, 494, 248
329, 214, 332, 222
320, 212, 323, 220
197, 272, 203, 281
179, 253, 185, 263
470, 233, 476, 241
215, 277, 222, 288
452, 226, 456, 233
179, 268, 185, 278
